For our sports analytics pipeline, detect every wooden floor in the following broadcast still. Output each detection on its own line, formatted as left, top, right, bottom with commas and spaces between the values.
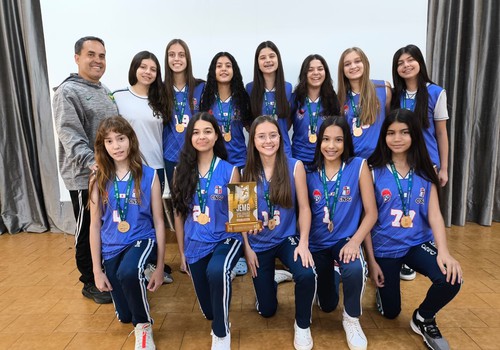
0, 223, 499, 350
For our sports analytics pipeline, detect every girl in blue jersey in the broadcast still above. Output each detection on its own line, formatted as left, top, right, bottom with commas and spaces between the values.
337, 47, 392, 159
163, 39, 206, 188
307, 116, 377, 350
171, 112, 243, 350
89, 116, 165, 350
247, 41, 293, 157
391, 44, 449, 187
365, 109, 462, 350
291, 54, 340, 166
113, 51, 167, 192
200, 52, 251, 170
242, 116, 316, 350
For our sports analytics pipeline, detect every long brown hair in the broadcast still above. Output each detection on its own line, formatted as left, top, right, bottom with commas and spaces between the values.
90, 116, 143, 207
337, 47, 380, 125
242, 116, 292, 208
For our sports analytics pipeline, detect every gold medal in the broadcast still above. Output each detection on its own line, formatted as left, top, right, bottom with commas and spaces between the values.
353, 127, 363, 137
400, 215, 412, 228
117, 220, 130, 233
197, 213, 209, 225
309, 133, 317, 143
328, 220, 334, 233
176, 124, 185, 133
268, 218, 276, 230
224, 132, 232, 142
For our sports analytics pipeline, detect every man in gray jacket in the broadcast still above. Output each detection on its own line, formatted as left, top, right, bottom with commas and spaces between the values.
53, 36, 118, 304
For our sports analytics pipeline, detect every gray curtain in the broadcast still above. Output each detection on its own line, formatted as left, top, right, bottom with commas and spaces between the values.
427, 0, 500, 226
0, 0, 70, 233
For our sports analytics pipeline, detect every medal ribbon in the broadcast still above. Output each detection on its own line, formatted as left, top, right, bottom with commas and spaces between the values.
216, 94, 233, 133
348, 91, 361, 128
401, 90, 416, 111
174, 88, 188, 125
262, 172, 274, 221
113, 173, 133, 222
321, 163, 344, 224
306, 97, 321, 135
264, 91, 277, 116
389, 162, 413, 216
196, 156, 216, 215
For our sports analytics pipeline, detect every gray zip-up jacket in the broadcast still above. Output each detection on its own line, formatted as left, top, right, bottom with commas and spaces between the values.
53, 74, 118, 190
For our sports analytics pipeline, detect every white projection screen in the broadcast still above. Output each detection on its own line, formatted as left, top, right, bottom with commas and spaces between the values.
40, 0, 427, 201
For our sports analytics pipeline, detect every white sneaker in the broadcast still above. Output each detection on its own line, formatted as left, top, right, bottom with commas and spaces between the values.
230, 270, 236, 281
134, 323, 155, 350
211, 330, 231, 350
144, 263, 174, 284
294, 321, 313, 350
342, 310, 367, 350
275, 269, 293, 284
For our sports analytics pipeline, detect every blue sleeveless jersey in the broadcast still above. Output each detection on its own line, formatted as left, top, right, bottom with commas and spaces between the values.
183, 158, 242, 264
101, 165, 157, 260
307, 157, 365, 252
163, 83, 205, 163
291, 95, 326, 163
399, 83, 444, 168
246, 82, 293, 158
209, 98, 247, 168
343, 80, 387, 159
371, 165, 434, 258
248, 158, 300, 252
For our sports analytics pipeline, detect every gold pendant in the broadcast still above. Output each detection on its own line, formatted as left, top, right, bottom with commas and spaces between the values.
328, 220, 334, 233
353, 126, 363, 137
309, 133, 317, 143
176, 124, 185, 133
224, 132, 232, 142
117, 220, 130, 233
400, 215, 412, 228
268, 218, 276, 230
197, 213, 209, 225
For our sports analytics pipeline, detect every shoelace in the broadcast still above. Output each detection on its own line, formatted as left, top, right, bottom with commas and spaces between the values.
344, 318, 364, 337
422, 321, 442, 339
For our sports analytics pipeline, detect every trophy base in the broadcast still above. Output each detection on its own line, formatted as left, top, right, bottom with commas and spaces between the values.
226, 220, 263, 233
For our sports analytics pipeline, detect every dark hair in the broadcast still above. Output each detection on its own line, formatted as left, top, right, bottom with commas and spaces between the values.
293, 54, 340, 117
250, 41, 290, 120
74, 36, 105, 54
242, 115, 292, 208
163, 39, 205, 122
391, 44, 435, 129
128, 51, 167, 121
200, 52, 252, 128
368, 109, 439, 190
90, 116, 143, 207
171, 112, 228, 217
310, 116, 354, 171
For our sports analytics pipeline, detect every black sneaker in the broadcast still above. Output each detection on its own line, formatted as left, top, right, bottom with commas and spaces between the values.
410, 309, 450, 350
82, 282, 112, 304
400, 264, 416, 281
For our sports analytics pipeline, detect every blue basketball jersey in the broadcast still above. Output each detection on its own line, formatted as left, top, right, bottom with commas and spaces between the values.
183, 158, 242, 264
307, 157, 365, 252
248, 158, 300, 253
291, 96, 326, 163
101, 165, 157, 260
371, 165, 434, 258
209, 98, 247, 168
399, 83, 444, 168
163, 83, 205, 163
246, 82, 293, 158
343, 80, 387, 159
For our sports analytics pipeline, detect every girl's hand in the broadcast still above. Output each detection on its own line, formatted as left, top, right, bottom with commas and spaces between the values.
437, 251, 462, 285
339, 240, 361, 264
438, 169, 448, 187
147, 267, 164, 292
368, 261, 385, 287
95, 271, 113, 292
294, 242, 314, 268
180, 253, 190, 276
245, 248, 259, 278
245, 227, 263, 235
